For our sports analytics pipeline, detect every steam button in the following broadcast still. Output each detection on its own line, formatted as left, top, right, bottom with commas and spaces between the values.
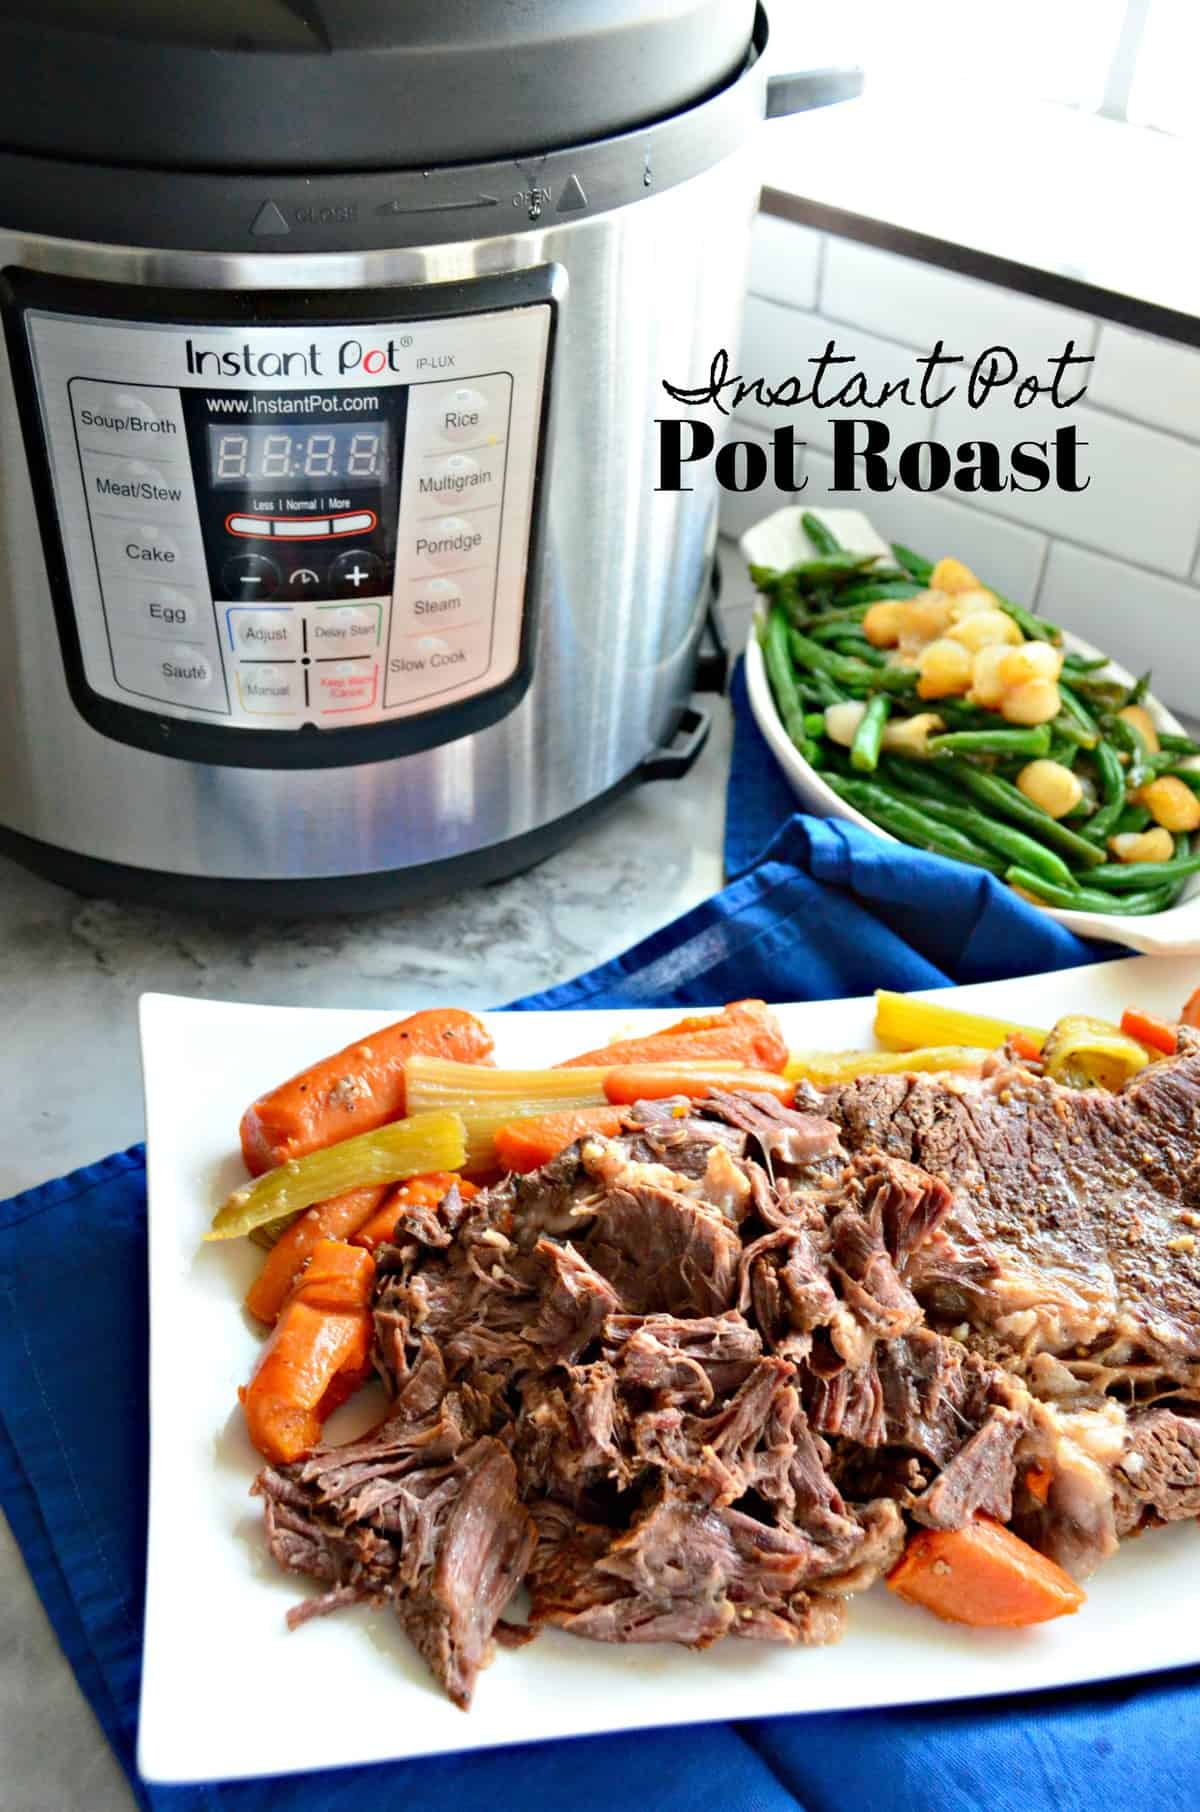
221, 552, 281, 599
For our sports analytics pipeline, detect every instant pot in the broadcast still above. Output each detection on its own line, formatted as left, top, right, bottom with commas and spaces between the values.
0, 1, 858, 910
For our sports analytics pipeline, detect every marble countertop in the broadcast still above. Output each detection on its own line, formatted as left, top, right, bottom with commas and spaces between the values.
0, 561, 757, 1812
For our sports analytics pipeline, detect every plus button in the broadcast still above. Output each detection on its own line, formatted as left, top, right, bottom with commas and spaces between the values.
328, 548, 385, 599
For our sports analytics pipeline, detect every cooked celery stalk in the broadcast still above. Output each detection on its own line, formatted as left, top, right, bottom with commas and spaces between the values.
404, 1055, 611, 1170
206, 1110, 465, 1241
786, 1044, 991, 1085
1039, 1014, 1148, 1091
874, 990, 1047, 1054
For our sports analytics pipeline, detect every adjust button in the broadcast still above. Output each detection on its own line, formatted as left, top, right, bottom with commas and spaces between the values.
328, 548, 385, 597
221, 552, 282, 600
226, 606, 300, 657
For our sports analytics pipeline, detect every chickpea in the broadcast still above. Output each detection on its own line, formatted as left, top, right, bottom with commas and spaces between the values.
1117, 703, 1161, 754
899, 591, 956, 645
928, 557, 981, 595
949, 586, 999, 618
881, 712, 944, 757
916, 637, 973, 699
947, 609, 1024, 653
969, 643, 1010, 707
1016, 758, 1083, 820
997, 642, 1063, 688
1139, 775, 1200, 833
1109, 828, 1175, 864
1000, 678, 1061, 726
863, 600, 907, 647
823, 700, 867, 748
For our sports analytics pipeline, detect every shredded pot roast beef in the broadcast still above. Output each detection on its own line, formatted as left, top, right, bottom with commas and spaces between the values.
254, 1055, 1200, 1707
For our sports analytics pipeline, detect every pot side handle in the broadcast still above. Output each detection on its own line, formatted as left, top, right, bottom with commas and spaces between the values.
765, 66, 864, 119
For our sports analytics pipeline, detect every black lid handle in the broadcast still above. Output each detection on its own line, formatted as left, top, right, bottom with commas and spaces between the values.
766, 66, 864, 119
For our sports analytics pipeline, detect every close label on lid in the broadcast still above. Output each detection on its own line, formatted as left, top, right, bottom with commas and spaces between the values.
24, 303, 550, 733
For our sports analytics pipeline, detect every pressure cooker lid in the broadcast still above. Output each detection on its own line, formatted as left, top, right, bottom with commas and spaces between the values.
0, 0, 762, 172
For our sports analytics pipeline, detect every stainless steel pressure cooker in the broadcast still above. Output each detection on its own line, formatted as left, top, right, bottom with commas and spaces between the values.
0, 1, 856, 910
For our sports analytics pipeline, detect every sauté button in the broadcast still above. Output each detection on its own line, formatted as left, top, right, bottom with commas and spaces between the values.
328, 548, 385, 597
221, 552, 281, 599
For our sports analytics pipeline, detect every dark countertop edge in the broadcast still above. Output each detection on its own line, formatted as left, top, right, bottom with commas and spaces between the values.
761, 186, 1200, 352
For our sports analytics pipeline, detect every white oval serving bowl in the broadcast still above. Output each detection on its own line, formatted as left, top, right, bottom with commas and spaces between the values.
741, 508, 1200, 957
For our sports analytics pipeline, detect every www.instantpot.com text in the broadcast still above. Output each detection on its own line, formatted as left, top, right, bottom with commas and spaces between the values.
656, 338, 1092, 497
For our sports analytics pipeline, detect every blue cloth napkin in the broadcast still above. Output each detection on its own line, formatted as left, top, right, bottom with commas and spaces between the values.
2, 663, 1180, 1812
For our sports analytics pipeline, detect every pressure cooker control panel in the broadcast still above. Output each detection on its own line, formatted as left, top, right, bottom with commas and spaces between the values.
7, 273, 555, 767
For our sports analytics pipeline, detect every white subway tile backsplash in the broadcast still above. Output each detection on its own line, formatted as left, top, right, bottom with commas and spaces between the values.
801, 449, 1048, 605
927, 388, 1200, 576
820, 238, 1095, 372
1035, 542, 1200, 712
748, 214, 821, 310
1089, 324, 1200, 443
734, 298, 934, 455
715, 421, 808, 542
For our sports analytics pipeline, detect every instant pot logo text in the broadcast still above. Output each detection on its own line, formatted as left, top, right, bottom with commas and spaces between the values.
184, 337, 414, 379
656, 339, 1093, 498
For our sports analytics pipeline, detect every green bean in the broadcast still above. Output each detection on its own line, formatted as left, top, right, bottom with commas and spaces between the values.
1074, 847, 1200, 891
935, 757, 1107, 867
1108, 714, 1155, 790
904, 791, 1076, 886
1049, 714, 1097, 751
1167, 766, 1200, 795
832, 637, 885, 666
1047, 736, 1082, 769
836, 579, 925, 605
1068, 677, 1130, 710
993, 596, 1061, 645
928, 725, 1053, 758
931, 699, 1002, 731
1005, 867, 1182, 915
764, 607, 811, 752
786, 628, 918, 695
828, 775, 1006, 874
878, 756, 964, 806
1056, 683, 1101, 746
801, 511, 842, 556
804, 711, 827, 739
790, 601, 872, 632
803, 669, 848, 709
1084, 741, 1130, 844
850, 694, 891, 773
1158, 733, 1200, 755
890, 543, 934, 583
1129, 670, 1151, 705
1061, 653, 1110, 674
807, 616, 865, 644
1110, 803, 1152, 837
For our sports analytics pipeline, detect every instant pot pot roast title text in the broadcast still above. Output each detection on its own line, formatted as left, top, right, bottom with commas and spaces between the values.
658, 338, 1092, 498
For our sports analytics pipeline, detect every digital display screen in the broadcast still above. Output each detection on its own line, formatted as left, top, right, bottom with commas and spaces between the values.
206, 423, 389, 488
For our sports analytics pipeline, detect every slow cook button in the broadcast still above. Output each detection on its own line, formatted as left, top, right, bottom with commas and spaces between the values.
235, 663, 303, 715
111, 637, 226, 711
412, 516, 488, 571
386, 626, 487, 704
309, 603, 382, 653
94, 517, 195, 582
226, 605, 300, 657
81, 452, 193, 523
108, 581, 210, 643
314, 661, 380, 715
70, 379, 187, 461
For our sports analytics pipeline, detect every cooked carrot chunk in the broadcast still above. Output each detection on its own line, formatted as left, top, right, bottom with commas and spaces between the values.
239, 1007, 493, 1175
244, 1185, 388, 1324
351, 1172, 479, 1249
887, 1520, 1085, 1627
557, 1000, 788, 1073
493, 1108, 625, 1174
